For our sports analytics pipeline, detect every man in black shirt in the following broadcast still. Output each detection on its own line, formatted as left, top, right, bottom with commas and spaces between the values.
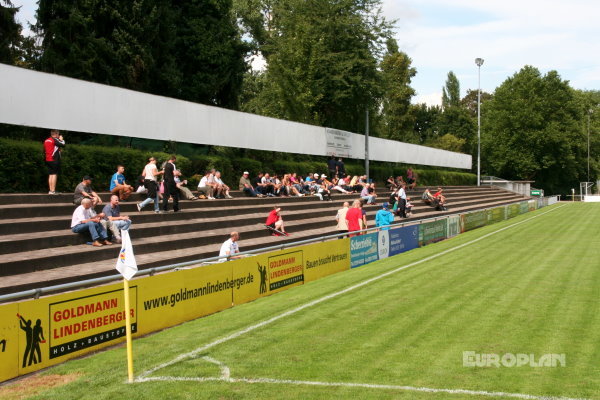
336, 158, 346, 178
327, 156, 337, 178
162, 155, 180, 212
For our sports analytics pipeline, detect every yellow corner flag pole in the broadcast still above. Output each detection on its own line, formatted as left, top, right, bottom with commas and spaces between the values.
116, 230, 138, 383
123, 278, 134, 382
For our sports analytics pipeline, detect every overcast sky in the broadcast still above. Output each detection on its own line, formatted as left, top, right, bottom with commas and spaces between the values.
13, 0, 600, 106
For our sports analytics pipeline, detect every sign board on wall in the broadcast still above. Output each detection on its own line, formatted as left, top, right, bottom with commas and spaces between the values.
325, 128, 353, 157
388, 226, 419, 256
350, 233, 379, 268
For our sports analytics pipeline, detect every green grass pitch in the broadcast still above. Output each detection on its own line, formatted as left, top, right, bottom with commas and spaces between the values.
13, 203, 600, 400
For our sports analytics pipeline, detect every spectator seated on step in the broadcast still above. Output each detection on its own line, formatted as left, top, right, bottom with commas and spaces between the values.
73, 175, 102, 206
109, 165, 133, 201
214, 171, 233, 199
174, 170, 198, 200
330, 176, 351, 194
71, 198, 111, 247
239, 171, 259, 197
422, 188, 436, 205
433, 187, 447, 210
266, 206, 287, 236
405, 197, 414, 217
361, 183, 377, 205
289, 172, 306, 195
101, 195, 132, 243
348, 175, 364, 193
261, 173, 277, 197
385, 176, 398, 191
197, 171, 215, 199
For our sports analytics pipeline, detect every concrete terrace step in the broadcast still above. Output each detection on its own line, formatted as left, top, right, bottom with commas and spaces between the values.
0, 194, 528, 295
0, 192, 525, 277
0, 185, 497, 205
0, 190, 518, 235
0, 186, 510, 222
0, 192, 523, 256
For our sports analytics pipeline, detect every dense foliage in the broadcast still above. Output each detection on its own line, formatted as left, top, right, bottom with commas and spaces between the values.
2, 1, 599, 195
33, 0, 247, 108
481, 66, 596, 194
0, 138, 475, 192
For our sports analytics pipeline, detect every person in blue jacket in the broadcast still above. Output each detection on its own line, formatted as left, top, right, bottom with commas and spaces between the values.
375, 202, 395, 231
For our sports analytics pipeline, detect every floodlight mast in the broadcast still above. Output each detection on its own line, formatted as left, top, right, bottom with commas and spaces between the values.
475, 58, 484, 186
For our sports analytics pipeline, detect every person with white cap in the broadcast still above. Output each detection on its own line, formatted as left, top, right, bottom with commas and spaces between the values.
315, 174, 332, 201
239, 171, 259, 197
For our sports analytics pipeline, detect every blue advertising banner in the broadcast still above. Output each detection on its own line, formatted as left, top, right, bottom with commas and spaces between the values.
350, 233, 379, 268
388, 225, 419, 257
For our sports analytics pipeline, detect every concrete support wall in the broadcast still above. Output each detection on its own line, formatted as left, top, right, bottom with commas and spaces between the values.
0, 63, 471, 169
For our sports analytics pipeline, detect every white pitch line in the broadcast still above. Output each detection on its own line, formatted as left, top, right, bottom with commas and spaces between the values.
137, 204, 567, 380
138, 375, 589, 400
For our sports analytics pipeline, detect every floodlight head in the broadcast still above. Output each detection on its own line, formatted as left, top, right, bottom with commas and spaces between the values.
475, 58, 484, 67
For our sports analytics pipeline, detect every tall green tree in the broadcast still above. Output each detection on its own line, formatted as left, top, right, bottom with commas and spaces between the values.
0, 0, 23, 64
34, 0, 247, 108
441, 71, 460, 109
379, 38, 417, 142
409, 103, 442, 145
461, 89, 493, 118
236, 0, 392, 133
482, 66, 585, 194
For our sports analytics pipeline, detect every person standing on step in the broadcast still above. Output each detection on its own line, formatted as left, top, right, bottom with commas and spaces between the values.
327, 156, 337, 179
335, 201, 350, 237
44, 129, 65, 195
375, 202, 395, 230
336, 158, 346, 178
345, 199, 363, 237
137, 157, 163, 213
162, 155, 180, 212
397, 183, 408, 218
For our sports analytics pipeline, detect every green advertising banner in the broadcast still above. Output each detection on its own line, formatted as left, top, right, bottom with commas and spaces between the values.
519, 201, 529, 214
486, 206, 506, 225
461, 210, 487, 232
419, 220, 447, 246
447, 215, 461, 238
506, 203, 521, 219
528, 200, 537, 212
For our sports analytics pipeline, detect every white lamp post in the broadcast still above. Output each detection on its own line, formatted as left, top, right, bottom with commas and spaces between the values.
475, 58, 484, 186
588, 108, 592, 183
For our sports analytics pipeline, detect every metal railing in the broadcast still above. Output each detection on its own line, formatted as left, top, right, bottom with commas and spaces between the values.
0, 197, 557, 304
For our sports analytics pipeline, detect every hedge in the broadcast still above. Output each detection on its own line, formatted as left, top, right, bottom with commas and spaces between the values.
0, 138, 476, 193
0, 138, 191, 193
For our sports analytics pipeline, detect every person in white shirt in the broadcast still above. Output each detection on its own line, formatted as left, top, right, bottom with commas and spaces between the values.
219, 232, 241, 261
335, 202, 350, 236
137, 157, 163, 213
214, 171, 233, 199
197, 171, 215, 199
397, 183, 408, 218
71, 198, 111, 247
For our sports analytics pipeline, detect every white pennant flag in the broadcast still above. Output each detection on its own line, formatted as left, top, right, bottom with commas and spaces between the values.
116, 230, 138, 280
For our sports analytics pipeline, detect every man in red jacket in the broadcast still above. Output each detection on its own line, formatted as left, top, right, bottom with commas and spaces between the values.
44, 129, 65, 195
266, 206, 287, 236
